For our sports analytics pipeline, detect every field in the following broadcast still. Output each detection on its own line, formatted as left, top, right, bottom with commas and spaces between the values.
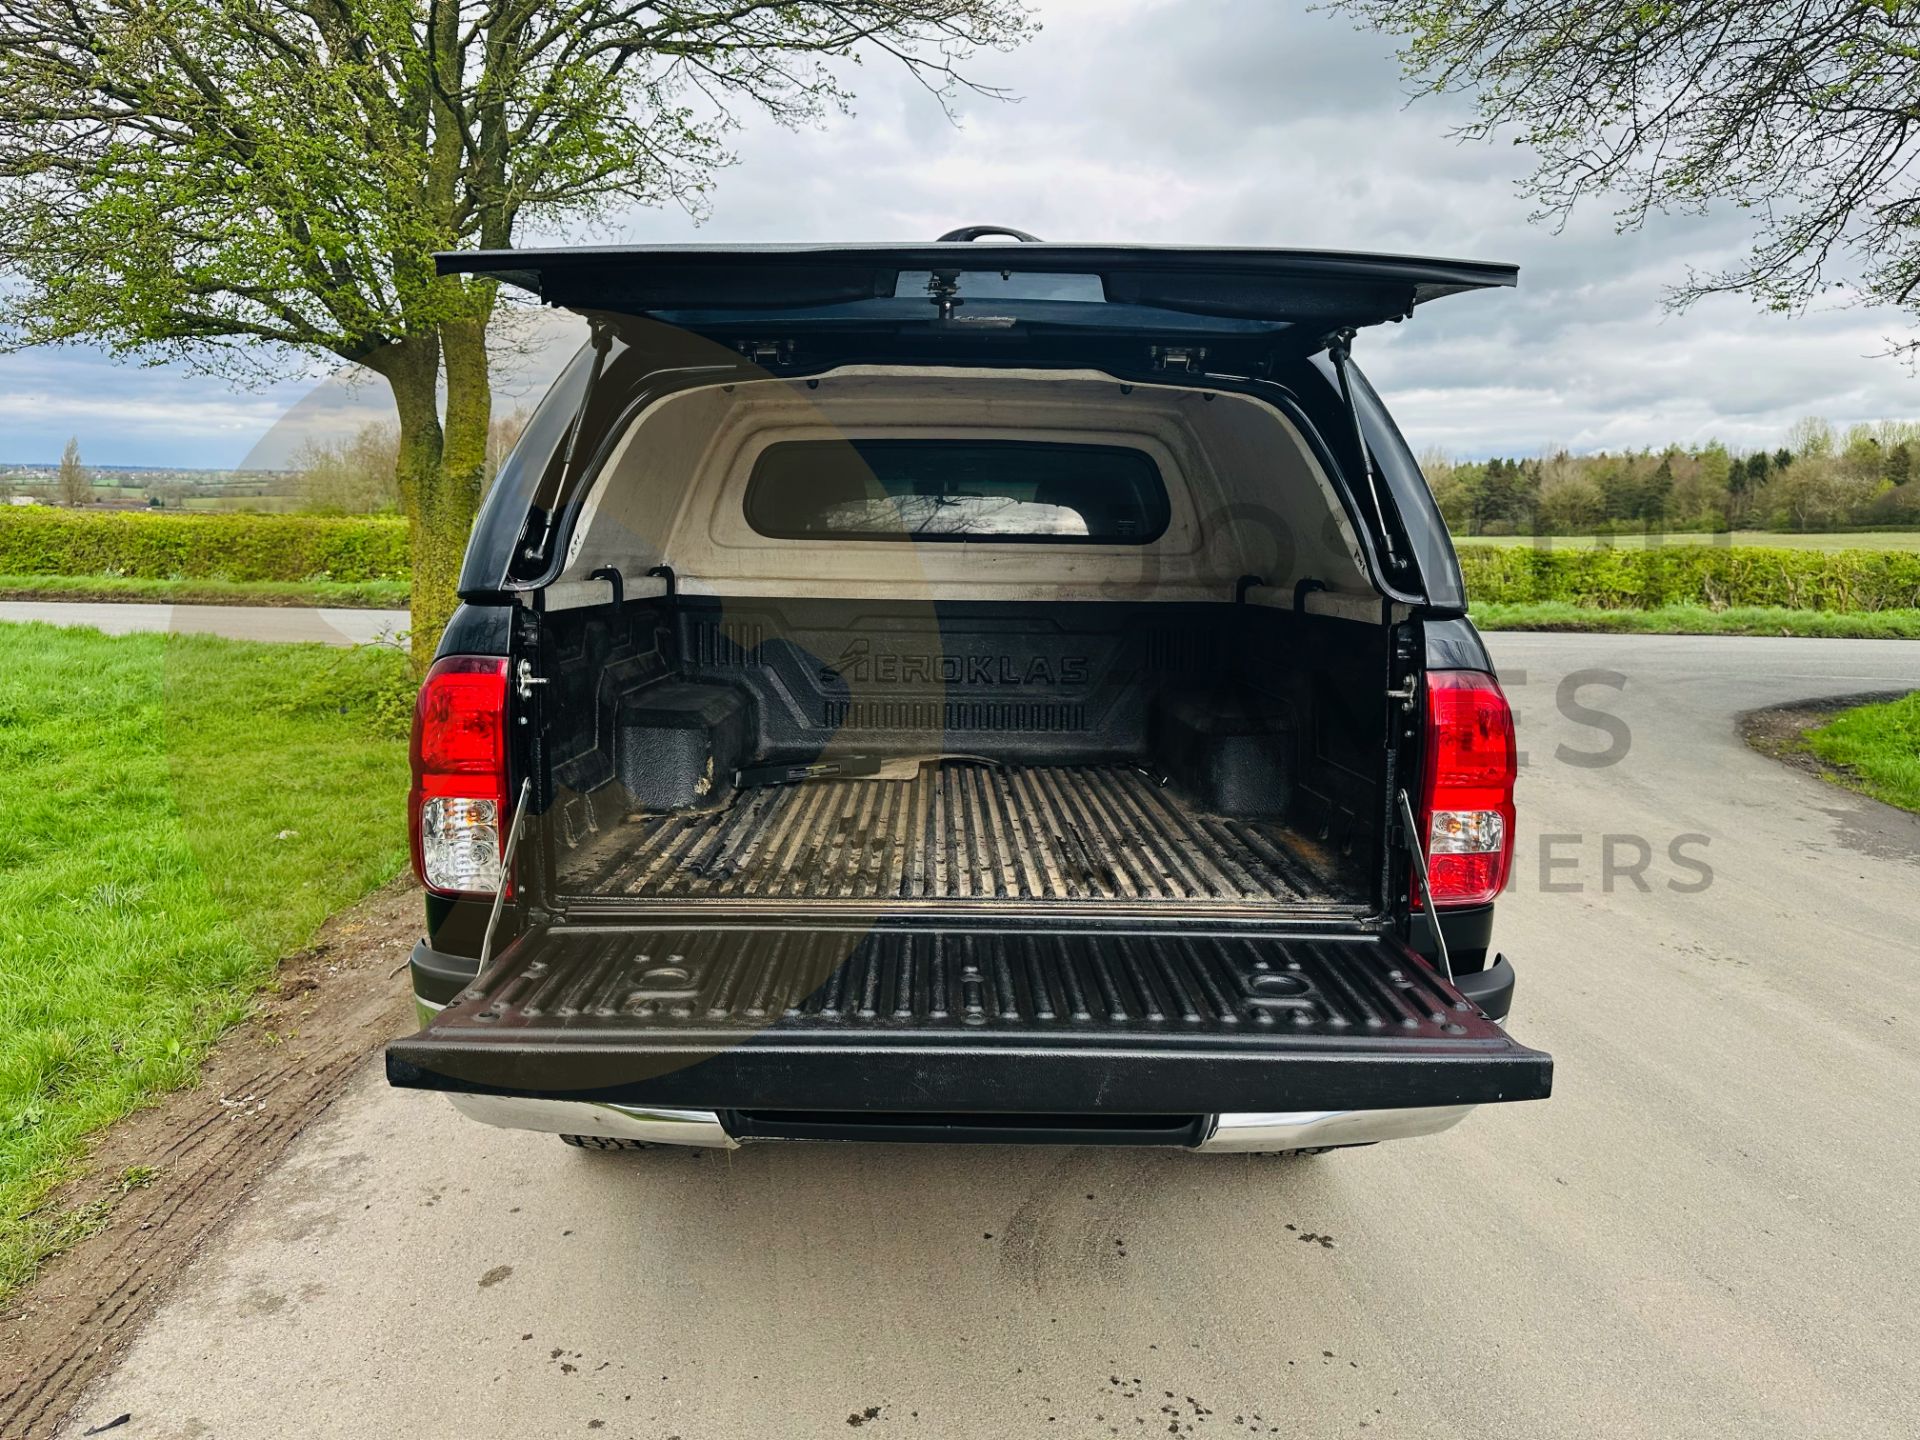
1454, 530, 1920, 552
0, 623, 411, 1302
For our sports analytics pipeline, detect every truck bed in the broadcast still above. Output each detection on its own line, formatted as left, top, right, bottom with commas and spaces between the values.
556, 761, 1353, 908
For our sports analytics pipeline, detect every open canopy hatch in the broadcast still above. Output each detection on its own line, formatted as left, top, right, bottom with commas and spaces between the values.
449, 228, 1513, 602
438, 225, 1515, 352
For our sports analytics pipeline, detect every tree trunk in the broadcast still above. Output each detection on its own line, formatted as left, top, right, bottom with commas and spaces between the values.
367, 286, 494, 672
440, 308, 492, 517
379, 336, 459, 673
422, 309, 493, 666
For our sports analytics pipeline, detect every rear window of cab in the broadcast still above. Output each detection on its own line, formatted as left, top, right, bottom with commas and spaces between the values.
743, 438, 1171, 544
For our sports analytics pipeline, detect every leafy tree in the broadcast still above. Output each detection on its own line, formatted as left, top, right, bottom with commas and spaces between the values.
0, 0, 1033, 664
1667, 449, 1731, 530
1475, 456, 1525, 532
1839, 428, 1887, 486
1322, 3, 1920, 339
1429, 460, 1484, 533
1787, 417, 1836, 461
1643, 455, 1675, 526
1888, 442, 1913, 487
1774, 448, 1795, 473
1534, 458, 1605, 534
1594, 453, 1651, 526
1759, 455, 1879, 530
1866, 471, 1920, 522
56, 436, 90, 507
1695, 444, 1732, 490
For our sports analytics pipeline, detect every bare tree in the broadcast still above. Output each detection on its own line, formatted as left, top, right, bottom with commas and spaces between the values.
1321, 3, 1920, 332
56, 436, 90, 507
292, 424, 404, 514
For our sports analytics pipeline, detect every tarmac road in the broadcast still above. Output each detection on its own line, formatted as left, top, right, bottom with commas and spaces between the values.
0, 600, 408, 646
49, 632, 1920, 1439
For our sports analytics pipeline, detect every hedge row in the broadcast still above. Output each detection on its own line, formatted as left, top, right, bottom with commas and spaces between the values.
1457, 545, 1920, 613
6, 510, 1917, 613
0, 508, 409, 583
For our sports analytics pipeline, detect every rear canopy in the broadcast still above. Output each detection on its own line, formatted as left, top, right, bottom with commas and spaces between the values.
438, 238, 1515, 350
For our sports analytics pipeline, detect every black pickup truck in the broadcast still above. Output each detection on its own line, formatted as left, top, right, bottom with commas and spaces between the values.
386, 228, 1552, 1154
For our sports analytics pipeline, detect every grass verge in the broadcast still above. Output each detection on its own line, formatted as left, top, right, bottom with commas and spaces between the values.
1470, 601, 1920, 639
0, 623, 411, 1303
0, 573, 408, 609
1805, 693, 1920, 814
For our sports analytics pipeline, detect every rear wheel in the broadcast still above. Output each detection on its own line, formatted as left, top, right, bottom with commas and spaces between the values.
560, 1133, 658, 1152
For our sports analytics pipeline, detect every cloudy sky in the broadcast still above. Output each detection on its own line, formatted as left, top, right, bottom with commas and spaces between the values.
4, 0, 1916, 468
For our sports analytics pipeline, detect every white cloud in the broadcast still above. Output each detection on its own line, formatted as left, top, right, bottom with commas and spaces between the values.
3, 0, 1915, 467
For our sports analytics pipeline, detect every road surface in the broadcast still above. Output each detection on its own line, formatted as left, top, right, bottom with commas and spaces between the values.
50, 633, 1920, 1439
0, 600, 408, 646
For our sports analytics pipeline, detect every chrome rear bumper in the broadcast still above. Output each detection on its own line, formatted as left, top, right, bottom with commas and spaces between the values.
448, 1094, 740, 1148
445, 1095, 1472, 1153
1192, 1105, 1473, 1152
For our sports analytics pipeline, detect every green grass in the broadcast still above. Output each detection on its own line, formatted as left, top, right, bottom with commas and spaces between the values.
1470, 601, 1920, 639
0, 573, 408, 609
1455, 530, 1920, 552
0, 623, 411, 1302
1806, 692, 1920, 813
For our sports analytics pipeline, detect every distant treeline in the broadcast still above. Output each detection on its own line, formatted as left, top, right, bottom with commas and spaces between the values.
1424, 418, 1920, 535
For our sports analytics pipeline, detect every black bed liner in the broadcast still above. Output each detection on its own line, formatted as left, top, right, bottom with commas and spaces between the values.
387, 919, 1551, 1113
556, 762, 1350, 908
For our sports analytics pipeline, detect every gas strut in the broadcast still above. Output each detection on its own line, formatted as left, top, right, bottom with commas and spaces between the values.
519, 318, 614, 570
1396, 788, 1454, 985
1327, 328, 1405, 575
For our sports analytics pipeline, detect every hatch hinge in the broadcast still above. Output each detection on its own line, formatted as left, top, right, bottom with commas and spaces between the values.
926, 269, 964, 321
736, 338, 795, 366
1149, 343, 1209, 373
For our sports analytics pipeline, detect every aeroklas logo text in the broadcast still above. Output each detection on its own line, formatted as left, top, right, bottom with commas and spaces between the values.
826, 639, 1090, 687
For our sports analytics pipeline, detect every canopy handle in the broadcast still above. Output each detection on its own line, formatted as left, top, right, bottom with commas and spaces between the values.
935, 225, 1043, 243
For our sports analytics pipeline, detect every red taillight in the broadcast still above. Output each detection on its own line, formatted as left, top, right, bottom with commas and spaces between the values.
409, 655, 510, 896
1415, 669, 1516, 908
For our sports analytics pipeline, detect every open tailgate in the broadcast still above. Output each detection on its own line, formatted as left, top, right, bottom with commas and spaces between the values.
388, 920, 1551, 1115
